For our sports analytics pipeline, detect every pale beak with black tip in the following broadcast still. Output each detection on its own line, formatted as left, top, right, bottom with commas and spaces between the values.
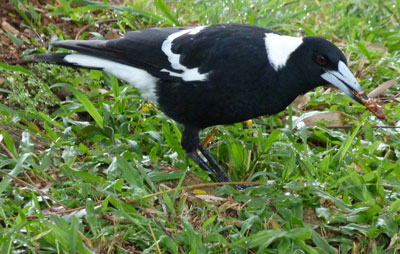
321, 61, 369, 104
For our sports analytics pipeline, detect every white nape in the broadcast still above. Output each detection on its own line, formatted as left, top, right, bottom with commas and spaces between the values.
161, 26, 209, 82
264, 33, 303, 71
64, 54, 159, 103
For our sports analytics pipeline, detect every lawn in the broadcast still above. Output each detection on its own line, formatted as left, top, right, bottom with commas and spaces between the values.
0, 0, 399, 253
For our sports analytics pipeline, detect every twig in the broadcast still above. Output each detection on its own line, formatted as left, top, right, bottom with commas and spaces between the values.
125, 181, 262, 204
99, 214, 133, 224
326, 125, 400, 129
6, 59, 36, 65
3, 181, 261, 221
147, 212, 186, 254
261, 123, 400, 130
202, 127, 217, 146
23, 170, 53, 208
0, 141, 15, 159
0, 168, 67, 208
148, 223, 162, 254
75, 19, 118, 40
75, 24, 91, 40
78, 231, 94, 249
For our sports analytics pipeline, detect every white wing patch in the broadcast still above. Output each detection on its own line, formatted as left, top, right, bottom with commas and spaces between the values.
161, 26, 208, 81
64, 54, 159, 103
264, 33, 303, 71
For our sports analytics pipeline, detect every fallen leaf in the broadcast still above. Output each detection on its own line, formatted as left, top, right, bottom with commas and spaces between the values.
292, 94, 311, 110
195, 194, 226, 203
225, 220, 243, 226
105, 30, 121, 40
294, 111, 347, 128
1, 21, 19, 35
243, 119, 253, 127
365, 42, 388, 53
98, 88, 110, 95
350, 162, 363, 171
368, 79, 398, 98
193, 189, 207, 195
141, 106, 150, 113
269, 217, 281, 229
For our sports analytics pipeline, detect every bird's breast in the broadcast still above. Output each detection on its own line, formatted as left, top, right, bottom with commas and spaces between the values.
155, 73, 292, 128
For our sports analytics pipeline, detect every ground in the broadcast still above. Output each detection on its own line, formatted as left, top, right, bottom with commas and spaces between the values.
0, 0, 399, 253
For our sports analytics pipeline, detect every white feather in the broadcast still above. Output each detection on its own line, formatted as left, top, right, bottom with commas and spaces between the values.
64, 54, 159, 103
161, 26, 209, 81
264, 33, 303, 71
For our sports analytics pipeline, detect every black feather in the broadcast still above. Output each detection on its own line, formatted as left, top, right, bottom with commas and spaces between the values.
35, 53, 102, 70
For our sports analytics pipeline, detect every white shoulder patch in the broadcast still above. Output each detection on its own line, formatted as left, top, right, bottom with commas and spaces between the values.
161, 26, 209, 82
264, 33, 303, 71
64, 54, 159, 103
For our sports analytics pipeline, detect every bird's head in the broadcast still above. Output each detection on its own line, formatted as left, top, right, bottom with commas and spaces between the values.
275, 36, 385, 120
291, 37, 367, 104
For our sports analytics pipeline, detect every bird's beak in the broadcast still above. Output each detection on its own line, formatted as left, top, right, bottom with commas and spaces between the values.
321, 61, 368, 104
321, 61, 385, 120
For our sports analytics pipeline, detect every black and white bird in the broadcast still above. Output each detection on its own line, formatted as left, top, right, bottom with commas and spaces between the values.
37, 23, 376, 183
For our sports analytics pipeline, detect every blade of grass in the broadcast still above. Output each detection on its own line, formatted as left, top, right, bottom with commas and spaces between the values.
64, 0, 168, 24
50, 83, 104, 128
0, 153, 31, 195
1, 130, 17, 158
0, 103, 19, 116
339, 118, 363, 163
154, 0, 181, 26
12, 0, 35, 27
0, 62, 33, 75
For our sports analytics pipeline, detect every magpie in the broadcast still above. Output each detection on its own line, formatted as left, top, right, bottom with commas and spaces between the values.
36, 23, 382, 183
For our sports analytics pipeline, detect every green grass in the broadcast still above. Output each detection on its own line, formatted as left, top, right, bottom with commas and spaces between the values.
0, 0, 400, 253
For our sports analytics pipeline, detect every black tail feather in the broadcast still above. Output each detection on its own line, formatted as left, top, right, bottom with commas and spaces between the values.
35, 53, 80, 68
36, 40, 128, 69
50, 40, 125, 62
35, 53, 69, 63
35, 53, 102, 70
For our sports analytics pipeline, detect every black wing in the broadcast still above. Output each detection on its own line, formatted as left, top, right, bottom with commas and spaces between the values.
38, 24, 272, 82
44, 27, 186, 80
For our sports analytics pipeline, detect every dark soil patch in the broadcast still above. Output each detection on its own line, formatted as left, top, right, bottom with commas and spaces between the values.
0, 122, 49, 155
0, 0, 86, 63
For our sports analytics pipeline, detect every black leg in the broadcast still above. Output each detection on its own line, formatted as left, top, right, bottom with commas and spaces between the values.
182, 126, 232, 182
181, 126, 248, 190
197, 144, 231, 182
186, 151, 222, 181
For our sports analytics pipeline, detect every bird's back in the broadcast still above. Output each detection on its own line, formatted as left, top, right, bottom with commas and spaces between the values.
38, 24, 296, 128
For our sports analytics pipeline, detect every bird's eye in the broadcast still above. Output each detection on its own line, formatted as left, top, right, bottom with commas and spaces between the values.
316, 55, 328, 65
